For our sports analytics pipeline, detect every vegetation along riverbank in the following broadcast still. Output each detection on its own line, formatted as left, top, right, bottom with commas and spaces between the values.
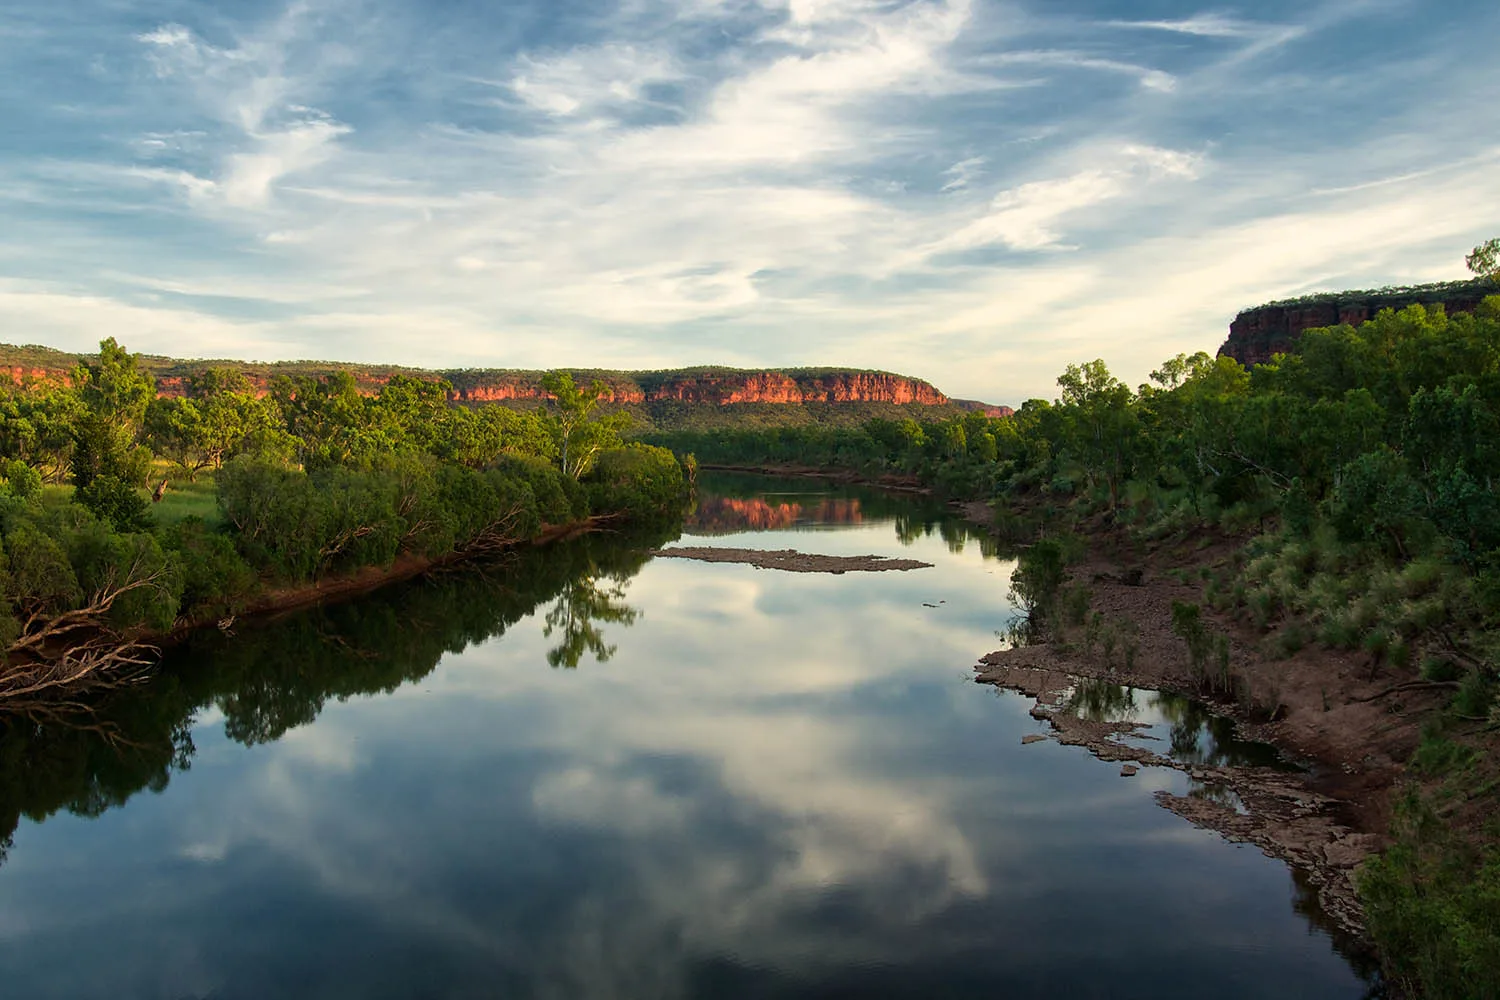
0, 342, 689, 701
646, 251, 1500, 999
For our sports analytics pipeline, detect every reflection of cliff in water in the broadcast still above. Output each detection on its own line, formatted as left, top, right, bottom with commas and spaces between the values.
0, 523, 672, 867
683, 496, 865, 534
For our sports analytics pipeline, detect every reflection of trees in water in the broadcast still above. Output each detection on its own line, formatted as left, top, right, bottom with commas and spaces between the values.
1290, 867, 1386, 995
1067, 679, 1139, 723
1146, 691, 1290, 770
895, 510, 1013, 559
0, 522, 673, 866
543, 572, 640, 668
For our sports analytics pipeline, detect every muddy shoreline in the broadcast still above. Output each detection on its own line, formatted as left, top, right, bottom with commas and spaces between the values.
955, 498, 1442, 946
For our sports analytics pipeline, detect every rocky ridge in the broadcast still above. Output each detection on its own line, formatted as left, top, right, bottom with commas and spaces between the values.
0, 344, 989, 411
1219, 278, 1497, 366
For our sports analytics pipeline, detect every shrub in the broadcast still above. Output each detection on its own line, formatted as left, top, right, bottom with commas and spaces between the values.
0, 460, 42, 504
161, 517, 257, 619
585, 444, 688, 521
74, 474, 153, 532
491, 454, 584, 524
1359, 792, 1500, 1000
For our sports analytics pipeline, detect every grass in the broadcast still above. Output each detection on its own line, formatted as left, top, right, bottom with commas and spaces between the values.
152, 471, 221, 529
39, 483, 74, 510
41, 469, 222, 530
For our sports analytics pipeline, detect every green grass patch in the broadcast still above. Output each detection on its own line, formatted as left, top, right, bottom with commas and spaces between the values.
152, 474, 221, 529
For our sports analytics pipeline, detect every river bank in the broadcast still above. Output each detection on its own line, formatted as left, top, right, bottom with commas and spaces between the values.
0, 514, 617, 705
170, 515, 611, 634
956, 498, 1461, 946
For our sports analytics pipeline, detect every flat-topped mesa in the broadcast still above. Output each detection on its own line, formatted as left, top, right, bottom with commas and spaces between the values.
637, 370, 947, 405
0, 347, 963, 410
445, 369, 949, 406
1220, 278, 1499, 367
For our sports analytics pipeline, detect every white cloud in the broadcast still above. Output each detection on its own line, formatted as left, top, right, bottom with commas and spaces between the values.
925, 144, 1203, 255
510, 43, 681, 118
220, 116, 351, 207
1105, 14, 1291, 39
134, 7, 351, 210
983, 49, 1177, 92
941, 156, 985, 192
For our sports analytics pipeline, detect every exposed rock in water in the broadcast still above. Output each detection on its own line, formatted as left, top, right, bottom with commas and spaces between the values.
650, 547, 932, 574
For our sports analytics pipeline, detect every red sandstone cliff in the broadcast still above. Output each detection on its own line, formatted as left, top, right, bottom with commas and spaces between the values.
0, 351, 976, 411
1220, 280, 1498, 367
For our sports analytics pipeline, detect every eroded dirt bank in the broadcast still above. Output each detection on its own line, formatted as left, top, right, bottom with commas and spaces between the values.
959, 500, 1450, 940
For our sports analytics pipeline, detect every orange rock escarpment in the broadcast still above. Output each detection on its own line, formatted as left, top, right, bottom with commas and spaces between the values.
1219, 280, 1497, 367
447, 370, 950, 407
0, 354, 985, 411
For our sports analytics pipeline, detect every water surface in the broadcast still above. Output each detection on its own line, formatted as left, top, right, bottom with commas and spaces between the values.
0, 473, 1377, 998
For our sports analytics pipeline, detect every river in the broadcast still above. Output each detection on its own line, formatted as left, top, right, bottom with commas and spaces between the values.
0, 472, 1377, 998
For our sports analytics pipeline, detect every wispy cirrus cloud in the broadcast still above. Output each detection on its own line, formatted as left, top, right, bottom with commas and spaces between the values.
133, 4, 351, 209
0, 0, 1496, 401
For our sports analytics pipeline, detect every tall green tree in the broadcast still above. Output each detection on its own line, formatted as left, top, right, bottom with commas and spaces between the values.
1056, 359, 1137, 507
70, 338, 154, 488
540, 371, 630, 479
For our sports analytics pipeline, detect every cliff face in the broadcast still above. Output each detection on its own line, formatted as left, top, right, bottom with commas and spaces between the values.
635, 371, 947, 406
1220, 280, 1498, 367
4, 367, 71, 388
0, 350, 967, 411
177, 368, 953, 408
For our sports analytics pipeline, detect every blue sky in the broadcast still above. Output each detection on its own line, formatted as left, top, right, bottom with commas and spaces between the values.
1, 0, 1496, 401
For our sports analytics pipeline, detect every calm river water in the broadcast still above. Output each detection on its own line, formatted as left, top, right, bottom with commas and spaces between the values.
0, 473, 1376, 998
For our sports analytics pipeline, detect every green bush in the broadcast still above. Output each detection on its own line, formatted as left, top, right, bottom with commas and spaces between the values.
585, 444, 687, 521
491, 454, 585, 524
161, 517, 257, 619
0, 460, 42, 503
74, 474, 153, 532
1359, 792, 1500, 1000
1, 504, 181, 636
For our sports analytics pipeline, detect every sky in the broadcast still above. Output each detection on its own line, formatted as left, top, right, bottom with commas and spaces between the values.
1, 0, 1497, 402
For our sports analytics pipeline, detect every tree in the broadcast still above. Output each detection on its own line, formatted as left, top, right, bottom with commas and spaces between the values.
1467, 237, 1500, 282
0, 386, 78, 482
71, 339, 155, 488
540, 372, 630, 479
146, 398, 212, 479
1056, 360, 1137, 507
